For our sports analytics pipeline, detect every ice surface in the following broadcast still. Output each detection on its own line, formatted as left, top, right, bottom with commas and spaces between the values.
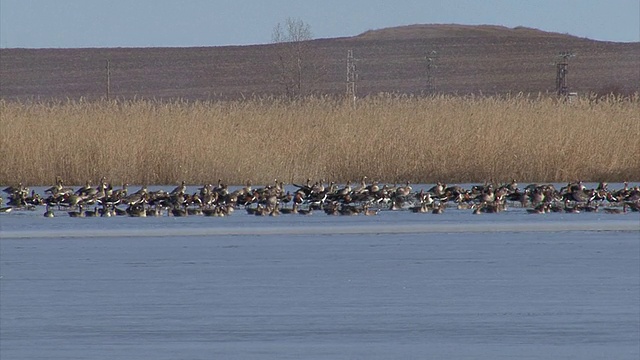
0, 184, 639, 359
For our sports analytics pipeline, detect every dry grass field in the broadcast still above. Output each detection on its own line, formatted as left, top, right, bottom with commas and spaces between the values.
1, 25, 638, 186
1, 94, 638, 186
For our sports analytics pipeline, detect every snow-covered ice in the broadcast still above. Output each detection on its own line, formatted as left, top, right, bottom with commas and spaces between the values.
0, 191, 638, 359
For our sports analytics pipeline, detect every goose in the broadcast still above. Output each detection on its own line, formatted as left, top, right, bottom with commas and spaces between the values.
564, 205, 580, 214
132, 185, 149, 196
323, 181, 337, 196
560, 181, 578, 194
526, 203, 547, 214
91, 185, 108, 203
563, 187, 592, 204
6, 191, 27, 207
506, 188, 529, 207
189, 193, 203, 208
264, 194, 279, 208
62, 193, 85, 208
428, 182, 446, 197
389, 199, 403, 211
199, 183, 212, 197
363, 204, 379, 216
624, 187, 640, 202
84, 206, 99, 217
280, 202, 299, 215
100, 205, 113, 217
337, 181, 352, 196
479, 188, 495, 203
187, 207, 203, 216
354, 176, 369, 194
418, 190, 434, 206
625, 201, 640, 212
580, 204, 599, 212
127, 204, 147, 217
68, 205, 85, 217
479, 202, 500, 214
279, 191, 293, 206
170, 204, 188, 217
367, 180, 380, 194
75, 180, 93, 196
170, 181, 187, 196
43, 203, 55, 217
242, 180, 253, 194
324, 202, 341, 216
201, 189, 218, 207
213, 179, 229, 197
395, 181, 412, 197
307, 192, 327, 210
269, 206, 281, 217
603, 204, 627, 214
222, 193, 237, 208
219, 205, 230, 216
202, 207, 219, 216
432, 202, 445, 214
292, 191, 305, 206
297, 206, 313, 216
262, 179, 283, 198
596, 182, 608, 191
292, 178, 313, 196
148, 205, 165, 217
113, 206, 128, 216
253, 204, 270, 216
3, 183, 27, 195
612, 182, 630, 200
125, 191, 147, 206
311, 180, 325, 195
351, 192, 375, 204
339, 205, 360, 216
548, 203, 564, 213
112, 183, 129, 199
456, 201, 474, 210
410, 203, 429, 213
245, 204, 260, 215
528, 188, 545, 205
45, 178, 64, 195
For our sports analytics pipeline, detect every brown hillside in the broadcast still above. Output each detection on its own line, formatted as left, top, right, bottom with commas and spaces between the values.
1, 24, 638, 100
356, 24, 571, 40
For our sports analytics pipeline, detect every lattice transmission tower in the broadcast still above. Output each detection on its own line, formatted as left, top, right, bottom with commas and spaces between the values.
105, 60, 111, 101
555, 52, 575, 96
346, 49, 357, 104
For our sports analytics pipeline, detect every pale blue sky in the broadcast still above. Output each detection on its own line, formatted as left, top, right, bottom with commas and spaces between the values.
1, 0, 638, 48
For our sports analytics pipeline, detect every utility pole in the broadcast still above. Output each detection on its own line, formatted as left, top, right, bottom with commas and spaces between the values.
425, 50, 437, 93
105, 60, 111, 101
346, 49, 357, 105
555, 52, 574, 96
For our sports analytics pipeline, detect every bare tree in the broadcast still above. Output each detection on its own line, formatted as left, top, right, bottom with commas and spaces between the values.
272, 17, 314, 98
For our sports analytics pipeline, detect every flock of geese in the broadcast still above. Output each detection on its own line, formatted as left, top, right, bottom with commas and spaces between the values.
1, 177, 639, 218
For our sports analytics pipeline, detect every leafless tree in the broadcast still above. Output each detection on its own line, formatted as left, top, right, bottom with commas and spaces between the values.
272, 17, 314, 98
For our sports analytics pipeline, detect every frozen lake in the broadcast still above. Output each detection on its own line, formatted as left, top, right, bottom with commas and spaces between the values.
1, 192, 639, 359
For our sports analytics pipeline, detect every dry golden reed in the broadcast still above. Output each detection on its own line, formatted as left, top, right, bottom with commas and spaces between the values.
1, 94, 638, 186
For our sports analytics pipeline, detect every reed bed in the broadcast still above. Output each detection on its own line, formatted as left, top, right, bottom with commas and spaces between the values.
1, 94, 638, 186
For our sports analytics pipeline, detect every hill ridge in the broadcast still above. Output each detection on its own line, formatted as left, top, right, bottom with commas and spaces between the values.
353, 24, 585, 41
0, 24, 638, 100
